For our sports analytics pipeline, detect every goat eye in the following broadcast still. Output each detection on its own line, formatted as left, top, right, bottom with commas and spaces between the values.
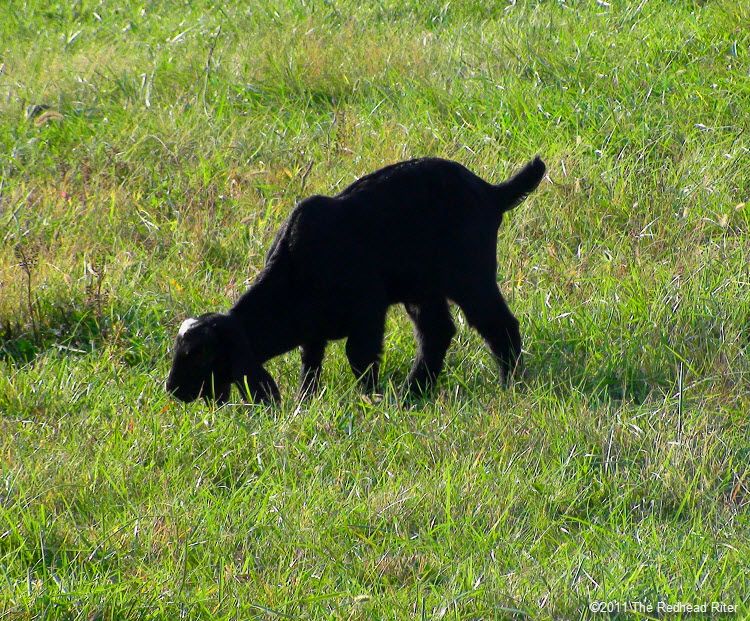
179, 347, 197, 359
191, 346, 210, 361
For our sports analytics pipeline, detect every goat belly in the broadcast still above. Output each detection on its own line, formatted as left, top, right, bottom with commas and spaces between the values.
293, 296, 350, 342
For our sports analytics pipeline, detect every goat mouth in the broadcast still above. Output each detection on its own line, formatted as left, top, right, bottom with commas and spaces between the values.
165, 380, 200, 403
172, 392, 198, 403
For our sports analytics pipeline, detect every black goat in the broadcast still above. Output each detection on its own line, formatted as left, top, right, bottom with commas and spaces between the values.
166, 156, 546, 404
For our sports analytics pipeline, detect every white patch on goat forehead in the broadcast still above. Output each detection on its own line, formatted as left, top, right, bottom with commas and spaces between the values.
178, 318, 199, 337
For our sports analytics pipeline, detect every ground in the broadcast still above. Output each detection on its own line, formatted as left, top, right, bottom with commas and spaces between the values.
1, 1, 749, 619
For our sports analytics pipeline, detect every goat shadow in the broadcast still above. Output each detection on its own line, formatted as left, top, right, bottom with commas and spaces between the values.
0, 303, 164, 367
395, 312, 683, 407
2, 303, 701, 409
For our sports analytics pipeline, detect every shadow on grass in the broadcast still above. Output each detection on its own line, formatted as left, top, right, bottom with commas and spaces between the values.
440, 323, 682, 406
3, 301, 729, 410
1, 303, 163, 367
525, 343, 666, 405
520, 318, 692, 404
1, 307, 100, 364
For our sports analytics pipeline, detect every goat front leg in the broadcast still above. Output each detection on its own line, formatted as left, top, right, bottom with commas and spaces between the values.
298, 341, 326, 399
345, 307, 386, 394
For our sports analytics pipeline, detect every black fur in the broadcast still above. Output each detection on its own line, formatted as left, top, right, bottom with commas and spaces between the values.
166, 156, 546, 404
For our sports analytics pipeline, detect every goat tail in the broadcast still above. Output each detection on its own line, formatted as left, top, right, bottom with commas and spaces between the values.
495, 156, 546, 212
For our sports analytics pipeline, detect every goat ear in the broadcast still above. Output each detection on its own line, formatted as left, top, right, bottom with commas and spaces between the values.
234, 365, 280, 405
203, 380, 231, 406
226, 321, 280, 404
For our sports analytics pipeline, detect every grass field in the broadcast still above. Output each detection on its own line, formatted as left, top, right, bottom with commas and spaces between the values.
1, 0, 749, 618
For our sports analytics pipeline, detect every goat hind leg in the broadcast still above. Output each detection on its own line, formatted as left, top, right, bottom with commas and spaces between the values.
405, 299, 456, 394
456, 286, 522, 384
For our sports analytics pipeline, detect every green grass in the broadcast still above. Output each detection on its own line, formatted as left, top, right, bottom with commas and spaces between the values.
1, 0, 749, 618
